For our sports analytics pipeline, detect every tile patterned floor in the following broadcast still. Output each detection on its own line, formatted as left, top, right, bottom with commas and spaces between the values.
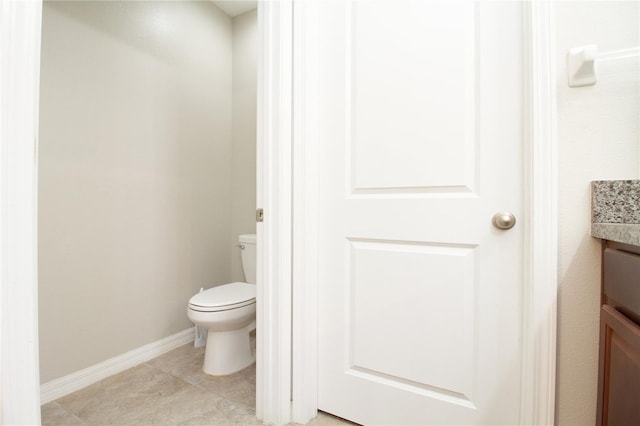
41, 342, 352, 426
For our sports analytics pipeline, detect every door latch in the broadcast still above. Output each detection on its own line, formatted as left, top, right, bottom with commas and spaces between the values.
256, 208, 264, 223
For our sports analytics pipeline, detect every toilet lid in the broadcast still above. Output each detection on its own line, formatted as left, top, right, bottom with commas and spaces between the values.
189, 282, 256, 310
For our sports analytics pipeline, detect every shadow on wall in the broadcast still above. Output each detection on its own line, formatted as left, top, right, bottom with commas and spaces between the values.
47, 1, 231, 68
556, 229, 602, 424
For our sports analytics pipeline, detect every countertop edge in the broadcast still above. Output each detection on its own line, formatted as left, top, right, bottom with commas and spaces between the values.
592, 223, 640, 246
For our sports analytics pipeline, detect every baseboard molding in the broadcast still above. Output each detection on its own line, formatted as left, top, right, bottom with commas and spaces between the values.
40, 327, 195, 404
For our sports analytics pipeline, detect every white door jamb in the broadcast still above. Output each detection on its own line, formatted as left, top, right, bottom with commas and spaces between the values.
520, 2, 558, 425
256, 1, 294, 425
0, 0, 44, 424
291, 0, 320, 423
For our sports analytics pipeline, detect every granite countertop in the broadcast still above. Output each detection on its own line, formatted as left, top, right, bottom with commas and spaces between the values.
592, 180, 640, 246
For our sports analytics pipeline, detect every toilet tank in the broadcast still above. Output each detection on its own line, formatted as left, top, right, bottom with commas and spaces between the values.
239, 234, 256, 284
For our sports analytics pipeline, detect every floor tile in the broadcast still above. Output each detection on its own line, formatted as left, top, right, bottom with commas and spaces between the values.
42, 342, 354, 426
177, 397, 261, 426
304, 412, 357, 426
41, 401, 85, 426
56, 364, 192, 425
146, 344, 206, 388
148, 343, 256, 409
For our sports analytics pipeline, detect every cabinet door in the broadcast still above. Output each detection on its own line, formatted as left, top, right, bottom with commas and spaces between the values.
597, 305, 640, 426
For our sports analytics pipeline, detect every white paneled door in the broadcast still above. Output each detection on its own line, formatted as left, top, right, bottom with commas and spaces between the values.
316, 1, 524, 424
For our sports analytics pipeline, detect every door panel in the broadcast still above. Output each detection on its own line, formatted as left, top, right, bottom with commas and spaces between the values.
348, 239, 477, 403
350, 2, 476, 192
317, 1, 524, 424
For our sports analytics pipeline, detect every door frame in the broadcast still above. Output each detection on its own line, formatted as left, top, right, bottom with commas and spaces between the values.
1, 1, 557, 424
255, 1, 294, 424
287, 1, 558, 425
0, 0, 43, 423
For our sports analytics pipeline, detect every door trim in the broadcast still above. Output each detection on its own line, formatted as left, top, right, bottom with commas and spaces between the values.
291, 1, 320, 423
256, 1, 294, 425
0, 0, 43, 423
288, 1, 558, 425
520, 2, 558, 425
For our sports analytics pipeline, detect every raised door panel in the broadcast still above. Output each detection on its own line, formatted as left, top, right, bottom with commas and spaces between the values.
350, 2, 476, 193
347, 239, 477, 405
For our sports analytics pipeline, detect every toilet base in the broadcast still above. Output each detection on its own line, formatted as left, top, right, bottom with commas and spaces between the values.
203, 323, 255, 376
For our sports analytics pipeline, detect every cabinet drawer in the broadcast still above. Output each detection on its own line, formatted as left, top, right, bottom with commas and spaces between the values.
603, 248, 640, 321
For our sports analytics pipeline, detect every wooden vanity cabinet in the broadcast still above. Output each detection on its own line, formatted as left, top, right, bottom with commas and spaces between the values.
597, 241, 640, 426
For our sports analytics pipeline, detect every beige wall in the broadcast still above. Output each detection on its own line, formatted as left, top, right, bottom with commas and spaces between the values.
555, 2, 639, 424
230, 10, 258, 282
38, 1, 234, 383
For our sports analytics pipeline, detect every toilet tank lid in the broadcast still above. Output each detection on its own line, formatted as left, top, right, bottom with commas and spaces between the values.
238, 234, 256, 244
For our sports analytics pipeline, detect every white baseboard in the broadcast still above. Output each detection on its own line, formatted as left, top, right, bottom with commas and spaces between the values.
40, 327, 195, 404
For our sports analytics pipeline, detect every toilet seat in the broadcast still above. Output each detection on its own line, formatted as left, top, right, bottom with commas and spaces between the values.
188, 282, 256, 312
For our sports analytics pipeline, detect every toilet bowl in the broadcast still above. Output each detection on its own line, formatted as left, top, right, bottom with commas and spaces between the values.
187, 234, 257, 376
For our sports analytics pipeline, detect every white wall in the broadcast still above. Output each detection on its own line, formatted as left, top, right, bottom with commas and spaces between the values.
230, 10, 258, 282
38, 1, 233, 383
555, 2, 639, 424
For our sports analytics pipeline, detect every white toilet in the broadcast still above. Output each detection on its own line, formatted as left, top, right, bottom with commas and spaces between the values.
187, 234, 256, 376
